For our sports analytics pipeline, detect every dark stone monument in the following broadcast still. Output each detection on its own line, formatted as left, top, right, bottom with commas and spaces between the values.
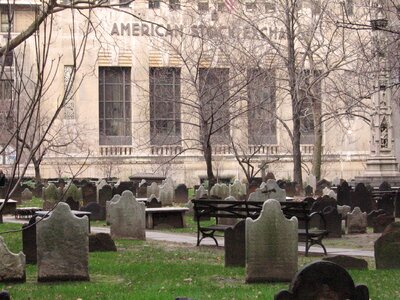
0, 290, 10, 300
395, 191, 400, 218
274, 261, 369, 300
113, 181, 136, 197
337, 180, 352, 206
351, 183, 374, 213
310, 195, 337, 213
174, 184, 188, 204
81, 202, 105, 221
375, 222, 400, 269
224, 220, 245, 267
320, 206, 342, 238
81, 181, 97, 206
372, 213, 395, 233
98, 185, 113, 207
284, 182, 297, 197
146, 195, 162, 208
65, 196, 80, 211
322, 255, 368, 270
367, 209, 387, 227
89, 233, 117, 252
304, 185, 313, 197
22, 218, 37, 264
377, 182, 395, 215
315, 179, 331, 196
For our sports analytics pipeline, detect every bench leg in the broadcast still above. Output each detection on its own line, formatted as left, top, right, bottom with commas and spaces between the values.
197, 230, 219, 246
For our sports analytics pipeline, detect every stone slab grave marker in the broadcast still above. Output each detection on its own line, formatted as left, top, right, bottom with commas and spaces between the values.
89, 233, 117, 252
174, 184, 188, 203
36, 202, 89, 281
322, 255, 368, 270
146, 182, 160, 198
106, 194, 120, 225
263, 179, 286, 202
109, 190, 146, 240
21, 188, 33, 201
374, 222, 400, 269
347, 207, 367, 234
337, 180, 352, 206
65, 196, 80, 211
229, 180, 246, 200
113, 181, 136, 197
320, 206, 342, 238
0, 236, 25, 282
246, 199, 298, 283
248, 188, 267, 202
81, 202, 105, 221
224, 220, 245, 267
372, 213, 395, 233
210, 183, 229, 200
275, 261, 369, 300
146, 194, 161, 208
159, 180, 174, 206
98, 184, 112, 207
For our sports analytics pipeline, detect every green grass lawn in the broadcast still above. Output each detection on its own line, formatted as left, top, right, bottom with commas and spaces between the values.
1, 223, 400, 299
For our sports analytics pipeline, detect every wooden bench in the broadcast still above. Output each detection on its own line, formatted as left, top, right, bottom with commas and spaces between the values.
15, 207, 43, 219
192, 199, 328, 256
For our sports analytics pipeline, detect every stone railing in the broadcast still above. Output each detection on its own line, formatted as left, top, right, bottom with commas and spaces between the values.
150, 145, 183, 156
99, 146, 134, 156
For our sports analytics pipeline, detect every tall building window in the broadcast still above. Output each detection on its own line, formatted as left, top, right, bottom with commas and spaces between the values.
149, 0, 160, 9
198, 1, 209, 12
298, 69, 322, 144
169, 0, 180, 10
0, 6, 11, 33
199, 68, 230, 144
149, 67, 181, 145
247, 69, 276, 145
99, 67, 132, 145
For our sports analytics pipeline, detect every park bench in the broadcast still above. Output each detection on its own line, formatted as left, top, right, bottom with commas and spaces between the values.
192, 198, 328, 256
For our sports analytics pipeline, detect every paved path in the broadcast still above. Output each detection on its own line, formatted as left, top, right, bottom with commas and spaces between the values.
2, 216, 374, 257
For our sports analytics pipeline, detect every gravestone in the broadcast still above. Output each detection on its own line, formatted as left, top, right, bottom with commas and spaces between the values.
63, 183, 82, 203
81, 202, 105, 221
113, 181, 136, 197
372, 213, 395, 233
159, 181, 174, 206
351, 183, 374, 213
0, 237, 25, 282
136, 184, 148, 198
229, 180, 246, 200
106, 194, 120, 225
22, 218, 37, 264
146, 182, 160, 198
109, 190, 146, 240
65, 196, 79, 211
310, 195, 337, 213
337, 205, 351, 220
322, 187, 337, 200
337, 180, 352, 206
98, 184, 113, 207
274, 261, 369, 300
174, 184, 188, 203
146, 195, 161, 208
377, 182, 395, 215
81, 181, 97, 206
320, 206, 342, 238
89, 233, 117, 252
347, 207, 367, 234
265, 172, 275, 180
210, 183, 229, 200
367, 209, 387, 227
263, 179, 286, 202
315, 179, 330, 196
195, 185, 208, 199
33, 183, 45, 198
21, 188, 33, 201
42, 183, 60, 205
322, 255, 368, 270
304, 185, 313, 197
225, 220, 245, 267
248, 188, 267, 202
246, 199, 298, 283
36, 202, 89, 281
374, 222, 400, 269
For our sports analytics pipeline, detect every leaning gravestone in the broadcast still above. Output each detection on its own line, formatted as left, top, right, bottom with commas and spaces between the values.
0, 236, 26, 282
109, 190, 145, 240
106, 194, 120, 225
246, 199, 298, 283
147, 182, 160, 198
274, 261, 369, 300
21, 188, 33, 201
347, 207, 367, 234
374, 222, 400, 269
174, 184, 188, 204
263, 179, 286, 202
36, 202, 89, 281
225, 220, 245, 267
89, 233, 117, 252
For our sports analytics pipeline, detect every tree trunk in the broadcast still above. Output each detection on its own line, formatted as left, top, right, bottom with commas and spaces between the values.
312, 123, 323, 181
203, 141, 216, 190
33, 158, 41, 183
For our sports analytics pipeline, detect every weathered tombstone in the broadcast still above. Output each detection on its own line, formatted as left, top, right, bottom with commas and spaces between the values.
42, 183, 60, 205
0, 236, 25, 282
320, 206, 342, 238
367, 209, 387, 227
210, 183, 229, 200
246, 199, 298, 283
315, 179, 331, 196
89, 233, 117, 252
347, 207, 367, 234
224, 220, 245, 267
65, 196, 80, 211
322, 255, 368, 270
263, 179, 286, 202
337, 205, 351, 220
22, 218, 37, 264
146, 182, 160, 198
351, 183, 374, 213
337, 180, 352, 206
375, 222, 400, 269
195, 185, 208, 200
159, 181, 174, 206
174, 184, 188, 203
63, 183, 82, 203
377, 182, 395, 215
248, 188, 267, 202
146, 195, 161, 208
81, 202, 105, 221
229, 180, 246, 200
274, 261, 369, 300
109, 190, 146, 240
322, 187, 337, 200
304, 185, 313, 197
310, 195, 337, 213
98, 184, 113, 207
36, 202, 89, 281
106, 194, 120, 225
372, 213, 395, 233
81, 181, 97, 206
21, 188, 33, 201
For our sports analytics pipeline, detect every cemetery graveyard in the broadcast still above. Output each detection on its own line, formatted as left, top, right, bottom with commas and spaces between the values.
0, 177, 400, 299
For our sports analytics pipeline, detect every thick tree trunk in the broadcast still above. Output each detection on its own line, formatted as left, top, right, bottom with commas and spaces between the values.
33, 158, 42, 183
203, 141, 216, 190
312, 117, 323, 181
